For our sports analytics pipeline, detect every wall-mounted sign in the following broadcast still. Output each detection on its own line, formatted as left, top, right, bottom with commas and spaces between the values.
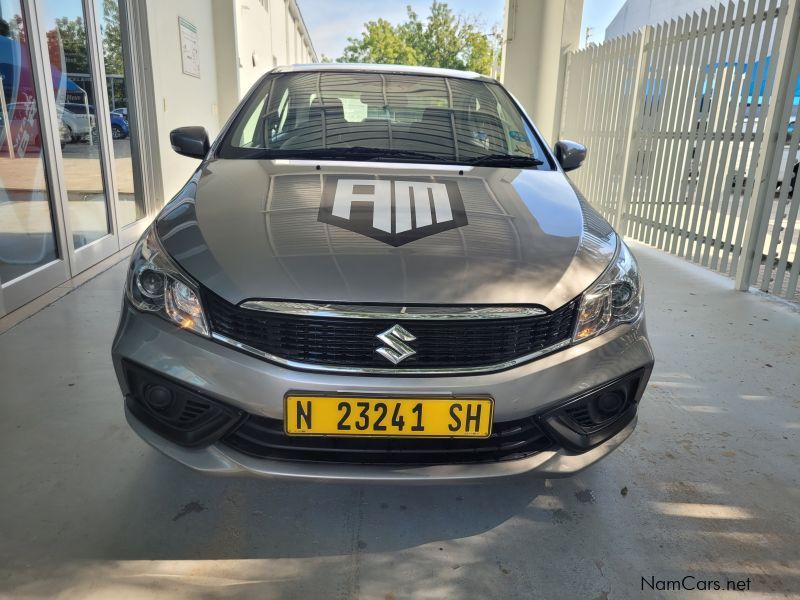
178, 17, 200, 78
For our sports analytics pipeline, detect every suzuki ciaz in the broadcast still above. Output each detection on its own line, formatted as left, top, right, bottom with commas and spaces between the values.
112, 64, 654, 481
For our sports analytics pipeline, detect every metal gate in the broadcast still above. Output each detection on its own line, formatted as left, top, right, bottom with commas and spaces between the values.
559, 0, 800, 300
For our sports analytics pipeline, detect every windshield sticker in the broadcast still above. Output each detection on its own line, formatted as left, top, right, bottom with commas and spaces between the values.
514, 142, 533, 154
509, 130, 526, 141
318, 175, 468, 246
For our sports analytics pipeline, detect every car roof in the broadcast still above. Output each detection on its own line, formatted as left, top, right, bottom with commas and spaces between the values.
271, 63, 496, 83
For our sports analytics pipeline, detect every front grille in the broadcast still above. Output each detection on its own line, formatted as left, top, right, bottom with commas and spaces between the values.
202, 288, 578, 373
222, 413, 554, 465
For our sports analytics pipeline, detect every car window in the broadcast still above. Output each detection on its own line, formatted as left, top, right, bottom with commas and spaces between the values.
220, 71, 551, 167
238, 97, 267, 147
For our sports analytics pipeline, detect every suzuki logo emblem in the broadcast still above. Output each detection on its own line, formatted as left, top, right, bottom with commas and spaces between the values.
318, 176, 469, 246
375, 324, 417, 365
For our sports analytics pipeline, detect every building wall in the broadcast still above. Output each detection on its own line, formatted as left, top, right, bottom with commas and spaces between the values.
145, 0, 222, 203
143, 0, 316, 200
501, 0, 583, 144
236, 0, 272, 96
605, 0, 719, 40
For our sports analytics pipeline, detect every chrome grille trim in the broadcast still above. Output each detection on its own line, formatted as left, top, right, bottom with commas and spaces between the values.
238, 300, 547, 320
211, 332, 572, 375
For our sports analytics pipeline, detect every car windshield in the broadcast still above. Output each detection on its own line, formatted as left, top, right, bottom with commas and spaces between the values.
63, 104, 92, 114
219, 71, 551, 168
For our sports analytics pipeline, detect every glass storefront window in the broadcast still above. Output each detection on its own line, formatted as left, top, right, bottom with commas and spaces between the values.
42, 0, 111, 249
97, 0, 144, 226
0, 1, 60, 284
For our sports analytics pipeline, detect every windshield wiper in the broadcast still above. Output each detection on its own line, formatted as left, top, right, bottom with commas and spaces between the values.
249, 147, 443, 162
463, 154, 544, 167
235, 148, 544, 167
358, 148, 443, 162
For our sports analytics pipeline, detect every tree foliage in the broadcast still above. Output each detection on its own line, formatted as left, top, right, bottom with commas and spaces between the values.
100, 0, 124, 76
339, 1, 500, 75
50, 17, 91, 75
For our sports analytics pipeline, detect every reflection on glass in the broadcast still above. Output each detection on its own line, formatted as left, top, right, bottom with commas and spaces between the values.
97, 0, 144, 226
43, 0, 110, 249
0, 2, 60, 283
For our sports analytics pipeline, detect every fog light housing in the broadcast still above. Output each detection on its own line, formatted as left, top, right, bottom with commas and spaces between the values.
596, 390, 625, 415
123, 361, 244, 447
537, 367, 651, 452
144, 384, 174, 411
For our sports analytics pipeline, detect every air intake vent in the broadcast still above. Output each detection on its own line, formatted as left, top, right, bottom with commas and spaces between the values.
223, 412, 554, 465
123, 361, 244, 447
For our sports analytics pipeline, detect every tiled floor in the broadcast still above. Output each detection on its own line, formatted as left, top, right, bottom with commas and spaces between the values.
0, 242, 798, 599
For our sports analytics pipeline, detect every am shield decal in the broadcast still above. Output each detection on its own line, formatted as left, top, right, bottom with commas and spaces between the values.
318, 175, 468, 246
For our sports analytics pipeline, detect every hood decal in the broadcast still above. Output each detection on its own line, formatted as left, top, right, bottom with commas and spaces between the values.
318, 175, 468, 246
160, 161, 617, 310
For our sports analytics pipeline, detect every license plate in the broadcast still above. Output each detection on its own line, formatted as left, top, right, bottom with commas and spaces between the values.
285, 395, 494, 438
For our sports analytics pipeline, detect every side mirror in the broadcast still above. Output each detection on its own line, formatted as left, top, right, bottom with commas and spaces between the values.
170, 126, 210, 159
554, 140, 586, 172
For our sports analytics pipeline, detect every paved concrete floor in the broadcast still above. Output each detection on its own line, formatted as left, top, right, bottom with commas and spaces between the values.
0, 242, 798, 599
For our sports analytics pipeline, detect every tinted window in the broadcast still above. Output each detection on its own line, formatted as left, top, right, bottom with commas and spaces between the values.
220, 71, 550, 167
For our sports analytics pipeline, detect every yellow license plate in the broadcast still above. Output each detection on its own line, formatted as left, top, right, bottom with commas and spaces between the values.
285, 395, 494, 438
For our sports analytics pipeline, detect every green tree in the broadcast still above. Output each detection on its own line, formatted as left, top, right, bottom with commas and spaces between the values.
4, 15, 27, 44
50, 17, 90, 74
100, 0, 124, 75
339, 1, 500, 75
340, 18, 417, 66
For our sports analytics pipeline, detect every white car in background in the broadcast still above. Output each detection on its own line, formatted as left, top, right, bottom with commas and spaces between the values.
8, 102, 94, 143
59, 103, 97, 142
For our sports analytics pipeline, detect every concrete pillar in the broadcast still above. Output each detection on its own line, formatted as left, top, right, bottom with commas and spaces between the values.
501, 0, 583, 145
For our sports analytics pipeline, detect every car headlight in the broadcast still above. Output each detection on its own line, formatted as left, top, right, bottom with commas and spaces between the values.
126, 226, 209, 337
573, 241, 643, 342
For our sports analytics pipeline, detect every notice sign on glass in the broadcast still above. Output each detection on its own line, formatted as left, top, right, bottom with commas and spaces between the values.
179, 17, 200, 78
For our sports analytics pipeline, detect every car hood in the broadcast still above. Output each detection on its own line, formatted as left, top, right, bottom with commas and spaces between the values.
156, 159, 617, 311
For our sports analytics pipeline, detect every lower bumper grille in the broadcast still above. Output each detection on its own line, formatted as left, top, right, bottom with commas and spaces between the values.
222, 414, 554, 465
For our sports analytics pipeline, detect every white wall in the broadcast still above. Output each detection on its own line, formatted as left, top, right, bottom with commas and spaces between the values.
142, 0, 316, 200
501, 0, 583, 144
212, 0, 240, 126
234, 0, 316, 94
145, 0, 221, 199
605, 0, 719, 40
236, 0, 272, 96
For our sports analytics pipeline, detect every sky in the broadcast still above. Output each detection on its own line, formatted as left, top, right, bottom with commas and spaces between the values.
296, 0, 628, 60
581, 0, 627, 46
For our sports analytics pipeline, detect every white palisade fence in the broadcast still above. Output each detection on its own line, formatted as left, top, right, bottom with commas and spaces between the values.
559, 0, 800, 300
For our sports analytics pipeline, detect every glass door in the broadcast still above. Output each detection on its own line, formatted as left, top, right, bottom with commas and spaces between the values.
95, 0, 148, 245
0, 0, 70, 314
0, 0, 151, 317
38, 0, 121, 273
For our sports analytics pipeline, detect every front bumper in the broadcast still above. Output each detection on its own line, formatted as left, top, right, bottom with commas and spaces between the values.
112, 302, 654, 482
